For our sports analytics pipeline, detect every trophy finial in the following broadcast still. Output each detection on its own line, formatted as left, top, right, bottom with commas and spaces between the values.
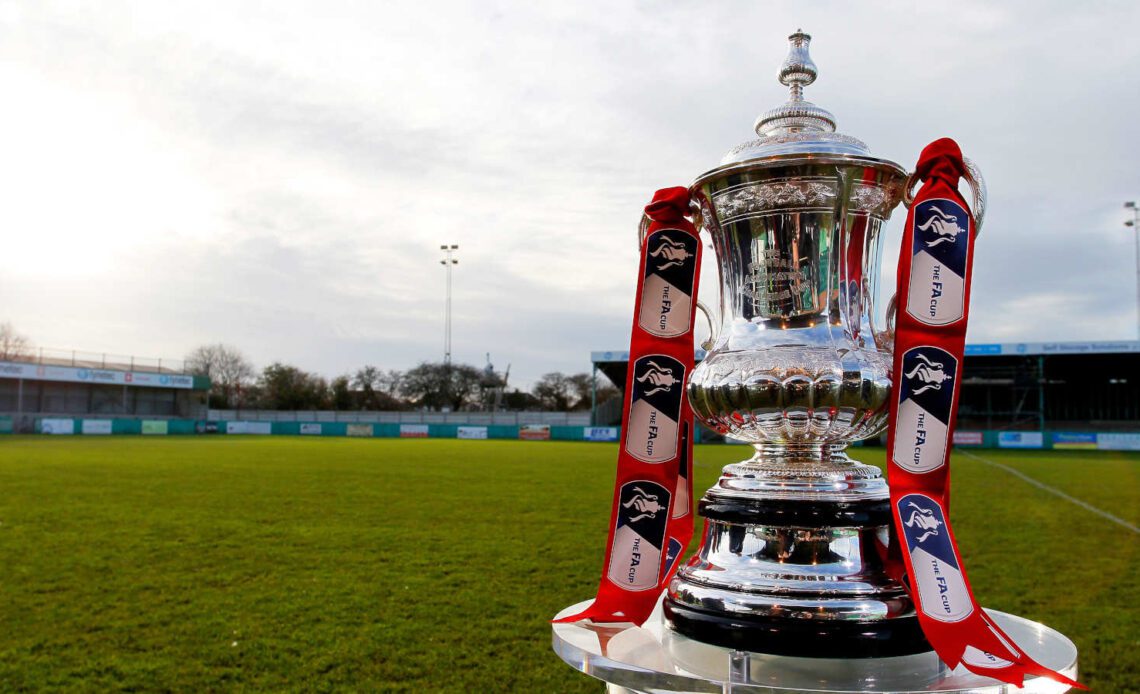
779, 29, 817, 101
754, 28, 837, 137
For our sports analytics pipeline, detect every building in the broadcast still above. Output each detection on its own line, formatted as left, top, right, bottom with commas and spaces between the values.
0, 348, 209, 433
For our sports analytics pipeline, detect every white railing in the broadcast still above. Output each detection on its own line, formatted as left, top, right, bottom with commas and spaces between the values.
4, 346, 187, 374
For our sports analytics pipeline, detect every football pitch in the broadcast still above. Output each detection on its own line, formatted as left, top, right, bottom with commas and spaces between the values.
0, 437, 1137, 692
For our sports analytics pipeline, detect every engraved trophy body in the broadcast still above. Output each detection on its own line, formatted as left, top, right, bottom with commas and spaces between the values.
663, 31, 927, 657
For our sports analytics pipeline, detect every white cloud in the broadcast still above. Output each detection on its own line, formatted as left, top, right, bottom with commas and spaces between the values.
1, 0, 1139, 387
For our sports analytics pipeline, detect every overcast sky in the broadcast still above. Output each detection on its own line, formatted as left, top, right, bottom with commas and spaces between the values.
2, 1, 1139, 388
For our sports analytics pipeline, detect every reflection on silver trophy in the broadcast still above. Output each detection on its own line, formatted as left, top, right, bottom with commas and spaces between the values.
661, 30, 986, 657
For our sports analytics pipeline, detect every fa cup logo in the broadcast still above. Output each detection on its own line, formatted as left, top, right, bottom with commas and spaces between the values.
903, 501, 943, 543
905, 353, 953, 395
649, 236, 694, 270
918, 205, 967, 248
636, 360, 680, 396
621, 486, 667, 522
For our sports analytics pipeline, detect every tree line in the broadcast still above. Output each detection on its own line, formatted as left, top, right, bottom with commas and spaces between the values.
185, 343, 617, 412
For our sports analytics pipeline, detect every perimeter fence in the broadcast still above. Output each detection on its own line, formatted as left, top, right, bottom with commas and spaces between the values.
206, 410, 592, 426
0, 415, 619, 442
2, 415, 1140, 451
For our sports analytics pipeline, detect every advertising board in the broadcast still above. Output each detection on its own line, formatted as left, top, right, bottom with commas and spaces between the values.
300, 423, 323, 435
952, 431, 984, 446
1052, 432, 1097, 450
226, 421, 272, 435
81, 419, 113, 435
141, 420, 169, 435
0, 360, 195, 389
519, 424, 551, 441
457, 426, 488, 440
346, 424, 373, 437
583, 427, 619, 442
400, 424, 430, 438
997, 431, 1044, 449
41, 418, 75, 435
1096, 433, 1140, 451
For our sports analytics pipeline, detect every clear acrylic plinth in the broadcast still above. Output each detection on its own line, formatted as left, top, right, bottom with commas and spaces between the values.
552, 598, 1078, 694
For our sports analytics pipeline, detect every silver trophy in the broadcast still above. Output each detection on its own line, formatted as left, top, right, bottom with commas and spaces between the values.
662, 30, 984, 657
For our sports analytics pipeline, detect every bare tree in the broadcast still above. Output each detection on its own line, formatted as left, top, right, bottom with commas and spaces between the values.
350, 366, 406, 410
257, 362, 330, 410
185, 343, 255, 408
567, 372, 618, 410
331, 375, 353, 410
532, 372, 576, 410
401, 362, 482, 411
352, 365, 382, 409
0, 322, 32, 361
378, 369, 403, 398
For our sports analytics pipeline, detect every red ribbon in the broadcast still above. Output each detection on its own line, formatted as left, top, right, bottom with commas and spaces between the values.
554, 187, 699, 625
886, 138, 1082, 689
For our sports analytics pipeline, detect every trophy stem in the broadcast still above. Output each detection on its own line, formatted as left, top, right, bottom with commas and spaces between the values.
712, 442, 889, 503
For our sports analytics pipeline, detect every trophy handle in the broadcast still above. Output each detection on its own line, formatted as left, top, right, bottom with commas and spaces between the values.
695, 301, 718, 352
885, 293, 898, 349
962, 157, 987, 234
638, 213, 651, 246
902, 156, 987, 234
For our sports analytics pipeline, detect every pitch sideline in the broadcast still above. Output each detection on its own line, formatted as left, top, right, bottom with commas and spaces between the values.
959, 449, 1140, 535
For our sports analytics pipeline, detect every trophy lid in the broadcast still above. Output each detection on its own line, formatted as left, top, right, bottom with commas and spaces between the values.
719, 30, 873, 164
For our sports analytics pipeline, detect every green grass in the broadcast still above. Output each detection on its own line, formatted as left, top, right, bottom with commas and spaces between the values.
0, 438, 1136, 692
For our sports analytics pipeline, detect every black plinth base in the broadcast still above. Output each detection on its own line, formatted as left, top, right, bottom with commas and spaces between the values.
663, 599, 932, 659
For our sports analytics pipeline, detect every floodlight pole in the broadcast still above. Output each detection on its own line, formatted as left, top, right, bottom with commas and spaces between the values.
1126, 202, 1140, 339
440, 244, 459, 364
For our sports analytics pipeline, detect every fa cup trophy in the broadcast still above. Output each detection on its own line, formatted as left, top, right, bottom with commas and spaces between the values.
556, 29, 1081, 691
660, 29, 939, 657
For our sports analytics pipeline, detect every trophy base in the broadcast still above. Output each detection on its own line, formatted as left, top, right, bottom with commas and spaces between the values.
662, 599, 931, 658
666, 448, 929, 658
552, 597, 1080, 693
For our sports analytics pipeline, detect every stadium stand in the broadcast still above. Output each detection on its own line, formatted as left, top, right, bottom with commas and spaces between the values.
0, 347, 209, 432
590, 340, 1140, 444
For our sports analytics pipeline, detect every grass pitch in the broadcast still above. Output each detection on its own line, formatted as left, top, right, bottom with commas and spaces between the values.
0, 437, 1137, 692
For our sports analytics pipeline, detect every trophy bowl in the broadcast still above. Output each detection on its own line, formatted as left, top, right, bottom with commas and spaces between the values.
662, 30, 929, 658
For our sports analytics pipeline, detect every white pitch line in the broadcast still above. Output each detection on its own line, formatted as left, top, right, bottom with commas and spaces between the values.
959, 449, 1140, 535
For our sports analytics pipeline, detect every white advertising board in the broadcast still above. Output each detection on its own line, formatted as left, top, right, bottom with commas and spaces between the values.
583, 427, 619, 442
226, 421, 272, 435
41, 418, 74, 435
300, 423, 322, 435
457, 426, 488, 440
997, 431, 1044, 449
1096, 433, 1140, 451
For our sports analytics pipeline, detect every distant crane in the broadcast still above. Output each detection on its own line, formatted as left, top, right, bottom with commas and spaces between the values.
496, 363, 511, 412
481, 353, 510, 411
